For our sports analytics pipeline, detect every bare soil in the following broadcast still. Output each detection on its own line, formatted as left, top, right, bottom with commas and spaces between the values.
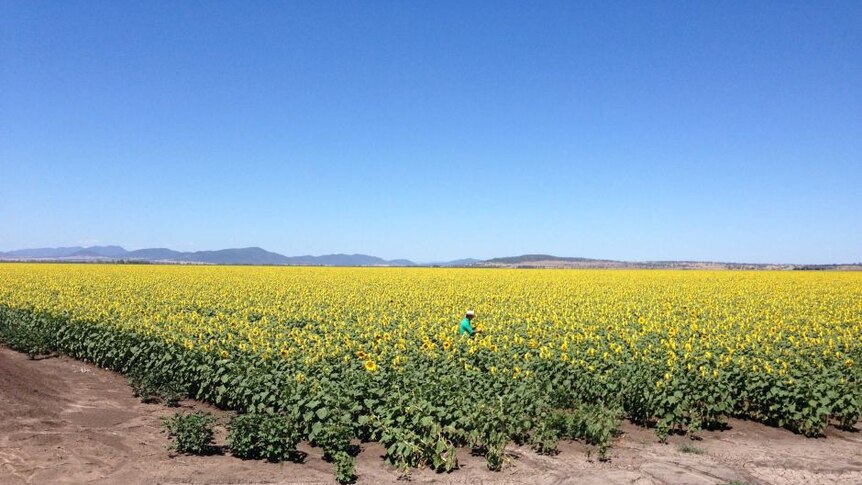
1, 345, 860, 485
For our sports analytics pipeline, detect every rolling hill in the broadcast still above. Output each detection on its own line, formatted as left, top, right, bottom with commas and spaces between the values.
0, 246, 417, 266
1, 246, 859, 270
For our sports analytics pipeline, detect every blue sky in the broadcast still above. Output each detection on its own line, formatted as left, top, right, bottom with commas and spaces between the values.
1, 1, 860, 263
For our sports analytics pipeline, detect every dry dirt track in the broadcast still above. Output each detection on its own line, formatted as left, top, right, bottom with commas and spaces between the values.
1, 345, 861, 485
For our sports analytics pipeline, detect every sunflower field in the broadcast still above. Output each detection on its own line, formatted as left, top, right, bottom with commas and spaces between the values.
1, 264, 860, 479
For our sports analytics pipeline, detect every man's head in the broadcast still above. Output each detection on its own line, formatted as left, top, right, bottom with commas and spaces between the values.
465, 310, 475, 320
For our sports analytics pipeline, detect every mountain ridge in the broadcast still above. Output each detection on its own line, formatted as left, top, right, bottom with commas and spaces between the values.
0, 246, 859, 269
0, 246, 420, 266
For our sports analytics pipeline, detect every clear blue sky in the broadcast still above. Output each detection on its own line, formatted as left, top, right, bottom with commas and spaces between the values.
1, 1, 860, 263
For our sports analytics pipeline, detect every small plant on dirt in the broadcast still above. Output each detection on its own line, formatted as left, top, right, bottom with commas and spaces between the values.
486, 442, 507, 471
531, 411, 563, 455
551, 404, 620, 461
656, 420, 670, 444
227, 412, 301, 462
332, 450, 356, 484
161, 411, 217, 455
678, 443, 705, 455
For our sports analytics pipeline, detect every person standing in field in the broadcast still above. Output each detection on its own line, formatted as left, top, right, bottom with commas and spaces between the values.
459, 310, 480, 337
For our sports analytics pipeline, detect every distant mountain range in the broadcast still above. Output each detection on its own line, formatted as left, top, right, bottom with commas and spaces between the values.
484, 254, 615, 264
0, 246, 859, 270
0, 246, 423, 266
479, 255, 862, 270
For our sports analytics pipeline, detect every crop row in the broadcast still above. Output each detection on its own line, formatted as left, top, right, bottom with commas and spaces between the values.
1, 264, 860, 481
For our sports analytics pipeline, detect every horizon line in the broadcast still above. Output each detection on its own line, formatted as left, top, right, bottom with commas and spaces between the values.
0, 244, 860, 267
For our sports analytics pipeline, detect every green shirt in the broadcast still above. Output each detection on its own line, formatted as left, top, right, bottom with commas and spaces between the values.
459, 317, 475, 336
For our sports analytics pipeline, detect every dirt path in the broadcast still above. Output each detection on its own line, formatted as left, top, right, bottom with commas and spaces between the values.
1, 346, 860, 485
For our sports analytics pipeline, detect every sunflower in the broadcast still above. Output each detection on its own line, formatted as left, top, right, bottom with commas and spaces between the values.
363, 359, 378, 372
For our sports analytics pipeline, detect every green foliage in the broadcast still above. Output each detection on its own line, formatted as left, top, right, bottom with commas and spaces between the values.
371, 389, 459, 474
531, 421, 561, 455
484, 440, 506, 471
656, 420, 670, 444
531, 405, 620, 458
227, 412, 301, 462
161, 411, 217, 455
0, 310, 58, 359
332, 450, 356, 484
128, 367, 185, 407
2, 297, 860, 482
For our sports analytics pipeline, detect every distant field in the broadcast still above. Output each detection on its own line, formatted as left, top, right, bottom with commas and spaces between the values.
1, 264, 860, 480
